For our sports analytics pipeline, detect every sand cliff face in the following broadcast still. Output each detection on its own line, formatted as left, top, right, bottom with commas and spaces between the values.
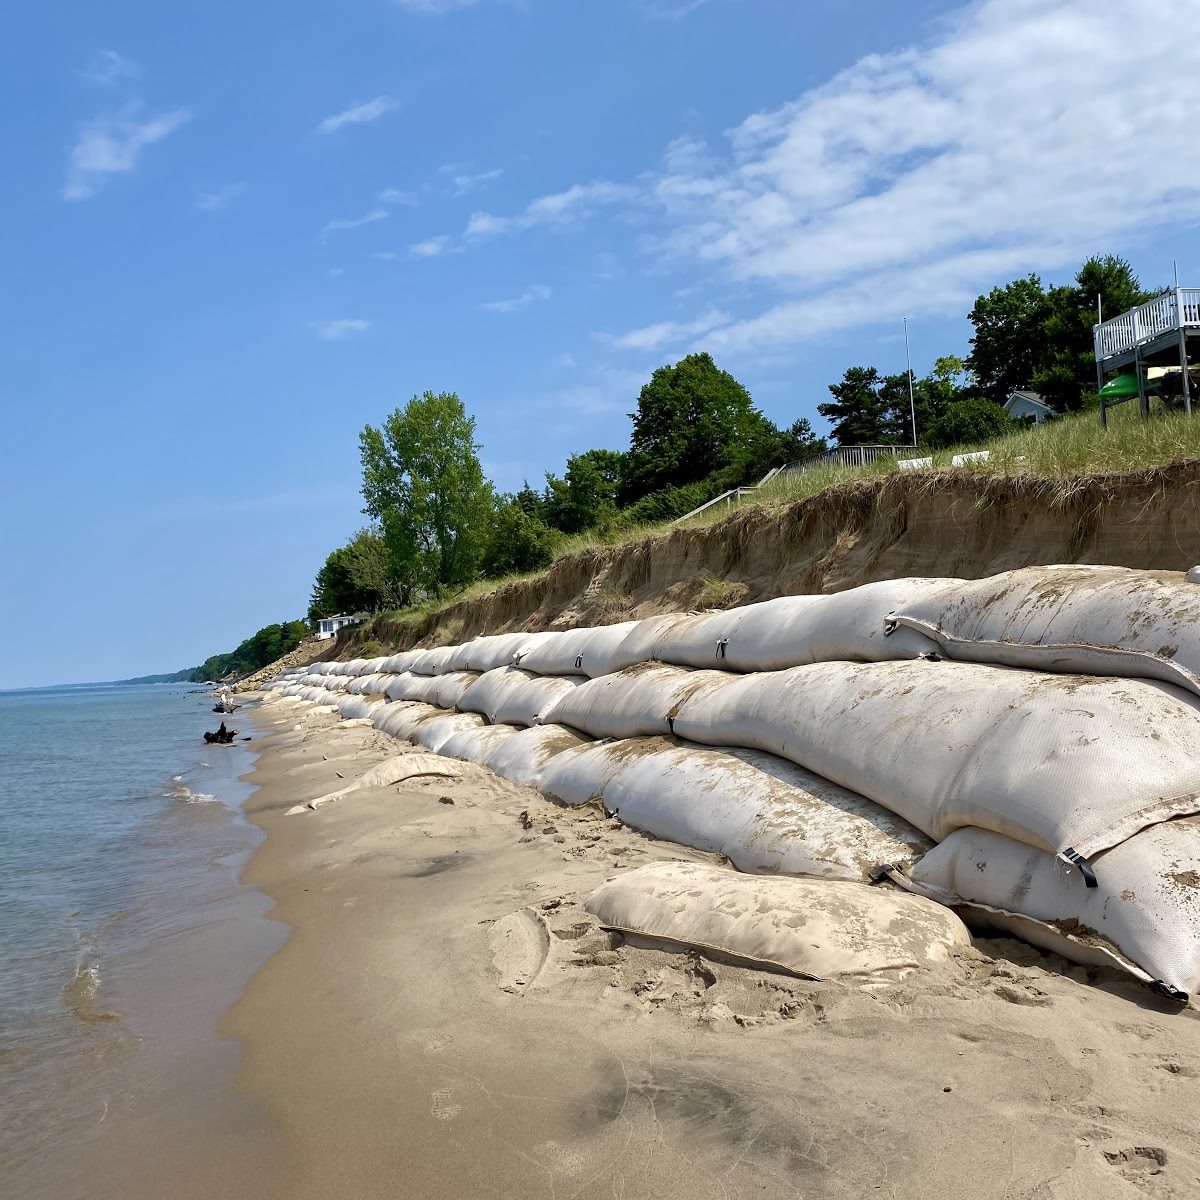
339, 462, 1200, 654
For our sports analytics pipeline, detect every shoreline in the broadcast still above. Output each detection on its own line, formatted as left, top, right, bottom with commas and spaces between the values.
225, 696, 1200, 1198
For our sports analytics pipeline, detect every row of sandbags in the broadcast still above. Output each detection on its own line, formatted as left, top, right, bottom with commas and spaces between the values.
299, 565, 1200, 697
265, 564, 1200, 999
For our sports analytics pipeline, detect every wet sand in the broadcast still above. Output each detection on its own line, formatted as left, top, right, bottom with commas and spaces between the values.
228, 700, 1200, 1199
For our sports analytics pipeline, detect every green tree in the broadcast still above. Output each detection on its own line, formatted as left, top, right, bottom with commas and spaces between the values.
966, 275, 1053, 405
923, 398, 1019, 450
544, 449, 625, 534
360, 392, 494, 600
620, 353, 773, 502
1034, 256, 1156, 412
480, 496, 560, 577
818, 367, 899, 445
308, 527, 396, 622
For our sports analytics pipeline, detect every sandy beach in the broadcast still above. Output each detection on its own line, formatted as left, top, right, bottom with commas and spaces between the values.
222, 698, 1200, 1199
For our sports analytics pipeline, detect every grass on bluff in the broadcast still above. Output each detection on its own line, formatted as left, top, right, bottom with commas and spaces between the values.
356, 402, 1200, 640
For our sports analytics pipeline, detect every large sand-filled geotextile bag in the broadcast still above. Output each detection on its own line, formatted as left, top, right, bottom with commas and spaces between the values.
387, 670, 480, 709
412, 712, 486, 754
335, 695, 384, 720
341, 658, 369, 676
481, 723, 594, 789
886, 565, 1200, 699
905, 821, 1200, 1001
458, 668, 585, 727
438, 722, 521, 764
381, 650, 423, 673
542, 737, 931, 881
512, 622, 640, 679
373, 701, 442, 741
445, 632, 556, 674
671, 659, 1200, 873
407, 646, 462, 676
586, 862, 970, 981
609, 580, 942, 674
285, 753, 463, 815
346, 673, 389, 696
541, 663, 731, 740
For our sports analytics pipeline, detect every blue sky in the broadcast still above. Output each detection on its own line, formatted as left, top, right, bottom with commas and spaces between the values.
4, 0, 1200, 688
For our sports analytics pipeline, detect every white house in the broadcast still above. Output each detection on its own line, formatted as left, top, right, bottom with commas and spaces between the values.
1003, 389, 1054, 423
316, 612, 368, 641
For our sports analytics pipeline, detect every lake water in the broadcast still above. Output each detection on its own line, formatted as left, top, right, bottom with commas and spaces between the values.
0, 683, 286, 1200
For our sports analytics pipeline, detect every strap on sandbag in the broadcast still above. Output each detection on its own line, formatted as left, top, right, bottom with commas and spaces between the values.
1058, 847, 1099, 888
868, 863, 943, 901
883, 616, 898, 637
512, 651, 526, 665
715, 639, 728, 660
1149, 980, 1189, 1004
574, 654, 584, 670
918, 651, 942, 662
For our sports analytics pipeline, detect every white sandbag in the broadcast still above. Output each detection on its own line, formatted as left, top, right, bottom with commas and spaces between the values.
382, 650, 424, 673
542, 737, 931, 880
347, 673, 389, 695
383, 670, 479, 707
412, 711, 485, 753
342, 658, 369, 676
512, 622, 640, 679
611, 581, 943, 675
481, 723, 594, 789
908, 821, 1200, 1000
438, 723, 521, 765
673, 659, 1200, 867
335, 695, 384, 720
285, 753, 462, 815
373, 701, 442, 741
586, 862, 970, 981
408, 646, 462, 676
362, 656, 387, 674
888, 564, 1200, 699
541, 663, 731, 740
458, 668, 585, 727
445, 632, 555, 674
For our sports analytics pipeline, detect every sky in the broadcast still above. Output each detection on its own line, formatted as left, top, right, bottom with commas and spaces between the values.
4, 0, 1200, 688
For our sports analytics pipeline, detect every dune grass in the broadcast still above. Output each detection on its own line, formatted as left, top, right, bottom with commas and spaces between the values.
350, 404, 1200, 644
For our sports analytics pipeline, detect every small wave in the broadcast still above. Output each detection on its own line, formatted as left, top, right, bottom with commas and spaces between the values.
164, 780, 218, 804
62, 957, 119, 1027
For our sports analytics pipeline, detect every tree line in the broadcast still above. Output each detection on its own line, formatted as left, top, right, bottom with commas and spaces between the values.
186, 620, 310, 682
310, 253, 1158, 621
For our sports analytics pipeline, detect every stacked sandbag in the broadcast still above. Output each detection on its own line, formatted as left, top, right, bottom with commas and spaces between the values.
412, 711, 486, 753
608, 579, 943, 673
481, 724, 594, 789
387, 670, 480, 709
904, 820, 1200, 1000
886, 565, 1200, 698
373, 701, 442, 741
541, 663, 730, 740
439, 723, 521, 764
458, 668, 585, 727
541, 737, 930, 881
445, 632, 556, 674
672, 659, 1200, 868
513, 622, 640, 678
335, 695, 383, 720
408, 646, 462, 676
586, 862, 971, 981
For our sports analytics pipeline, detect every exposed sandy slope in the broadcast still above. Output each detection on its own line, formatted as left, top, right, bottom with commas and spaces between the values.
228, 703, 1200, 1200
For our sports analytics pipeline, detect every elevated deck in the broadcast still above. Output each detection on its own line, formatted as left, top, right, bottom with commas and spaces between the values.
1094, 288, 1200, 370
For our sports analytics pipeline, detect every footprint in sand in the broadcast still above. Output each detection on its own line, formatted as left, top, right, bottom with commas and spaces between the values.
488, 908, 551, 995
430, 1088, 461, 1121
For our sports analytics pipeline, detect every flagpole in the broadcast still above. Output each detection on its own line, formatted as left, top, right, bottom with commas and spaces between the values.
903, 317, 918, 447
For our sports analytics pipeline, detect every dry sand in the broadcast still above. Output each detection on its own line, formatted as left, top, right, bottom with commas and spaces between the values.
226, 701, 1200, 1199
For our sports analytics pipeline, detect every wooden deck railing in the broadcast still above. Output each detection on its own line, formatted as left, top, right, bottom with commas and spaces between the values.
1095, 288, 1200, 362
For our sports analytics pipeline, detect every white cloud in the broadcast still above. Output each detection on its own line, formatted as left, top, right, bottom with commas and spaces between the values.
316, 96, 394, 135
373, 250, 399, 261
480, 284, 551, 313
311, 319, 370, 340
410, 235, 450, 257
622, 0, 1200, 354
604, 308, 731, 351
64, 106, 191, 201
452, 167, 503, 195
80, 50, 136, 87
322, 208, 389, 235
195, 182, 245, 213
378, 187, 418, 205
464, 180, 637, 239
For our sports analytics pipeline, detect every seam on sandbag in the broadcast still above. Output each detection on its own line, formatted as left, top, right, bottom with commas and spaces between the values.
1070, 792, 1200, 861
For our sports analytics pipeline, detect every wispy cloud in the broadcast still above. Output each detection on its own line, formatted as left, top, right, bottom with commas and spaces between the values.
464, 180, 637, 239
311, 318, 371, 340
316, 96, 394, 135
79, 49, 136, 87
451, 167, 503, 196
64, 106, 191, 201
480, 284, 551, 313
195, 182, 245, 213
322, 208, 389, 236
603, 308, 730, 352
596, 0, 1200, 357
410, 235, 450, 257
373, 250, 399, 261
378, 187, 418, 206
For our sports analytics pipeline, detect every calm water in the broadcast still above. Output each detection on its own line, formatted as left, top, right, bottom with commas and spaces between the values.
0, 683, 285, 1199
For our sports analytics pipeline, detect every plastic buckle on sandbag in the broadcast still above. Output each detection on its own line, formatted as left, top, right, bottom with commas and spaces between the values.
883, 617, 898, 637
869, 863, 903, 886
574, 654, 584, 670
1059, 847, 1099, 889
919, 651, 942, 662
1149, 980, 1189, 1004
715, 639, 728, 660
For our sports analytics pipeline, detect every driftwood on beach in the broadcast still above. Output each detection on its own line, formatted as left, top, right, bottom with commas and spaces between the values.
203, 721, 238, 744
